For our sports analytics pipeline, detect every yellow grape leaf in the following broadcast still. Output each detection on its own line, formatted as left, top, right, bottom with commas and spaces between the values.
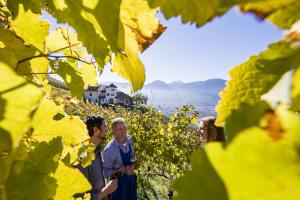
207, 107, 300, 200
225, 101, 271, 143
215, 41, 300, 126
119, 0, 163, 51
46, 27, 82, 53
148, 0, 234, 27
53, 161, 91, 200
7, 0, 42, 17
239, 0, 300, 29
285, 20, 300, 43
0, 28, 49, 81
46, 0, 109, 68
52, 61, 84, 99
266, 2, 300, 29
149, 0, 300, 30
20, 54, 49, 82
112, 28, 145, 92
0, 28, 36, 68
173, 150, 228, 200
80, 62, 98, 88
52, 61, 97, 98
291, 67, 300, 111
31, 98, 89, 147
6, 138, 63, 200
109, 0, 165, 91
11, 4, 49, 51
0, 62, 44, 147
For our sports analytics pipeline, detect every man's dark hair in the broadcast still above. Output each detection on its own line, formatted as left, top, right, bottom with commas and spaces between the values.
85, 115, 105, 137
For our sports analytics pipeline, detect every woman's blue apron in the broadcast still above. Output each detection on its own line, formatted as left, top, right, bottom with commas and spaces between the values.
111, 144, 137, 200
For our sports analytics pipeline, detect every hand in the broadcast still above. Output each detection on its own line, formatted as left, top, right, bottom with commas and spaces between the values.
112, 167, 123, 176
98, 179, 118, 200
124, 165, 134, 176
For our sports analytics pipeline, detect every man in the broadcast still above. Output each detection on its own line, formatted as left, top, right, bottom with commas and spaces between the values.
102, 117, 137, 200
77, 116, 118, 200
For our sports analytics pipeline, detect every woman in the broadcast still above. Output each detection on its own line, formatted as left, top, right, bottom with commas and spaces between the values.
198, 116, 226, 149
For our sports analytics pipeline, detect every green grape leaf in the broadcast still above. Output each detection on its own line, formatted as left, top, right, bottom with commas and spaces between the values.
173, 150, 228, 200
207, 107, 300, 200
225, 101, 271, 143
53, 161, 91, 200
0, 62, 43, 147
6, 137, 63, 200
291, 67, 300, 111
31, 98, 89, 147
11, 4, 49, 51
216, 41, 300, 126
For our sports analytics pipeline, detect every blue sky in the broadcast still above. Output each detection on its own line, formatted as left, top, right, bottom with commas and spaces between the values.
101, 9, 283, 84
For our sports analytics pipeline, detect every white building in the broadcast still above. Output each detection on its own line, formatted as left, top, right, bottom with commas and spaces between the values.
84, 83, 132, 106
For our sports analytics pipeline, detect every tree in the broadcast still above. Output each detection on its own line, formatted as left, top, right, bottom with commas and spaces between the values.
132, 93, 149, 105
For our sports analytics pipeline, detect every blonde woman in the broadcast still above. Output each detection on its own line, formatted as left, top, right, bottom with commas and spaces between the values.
198, 117, 226, 149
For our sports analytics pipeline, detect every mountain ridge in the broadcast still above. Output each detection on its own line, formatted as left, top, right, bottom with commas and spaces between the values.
102, 79, 226, 117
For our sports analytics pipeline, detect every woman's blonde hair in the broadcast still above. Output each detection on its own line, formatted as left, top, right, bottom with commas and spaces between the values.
198, 116, 225, 145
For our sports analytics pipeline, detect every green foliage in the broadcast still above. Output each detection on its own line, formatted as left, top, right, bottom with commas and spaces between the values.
63, 96, 201, 199
132, 93, 148, 105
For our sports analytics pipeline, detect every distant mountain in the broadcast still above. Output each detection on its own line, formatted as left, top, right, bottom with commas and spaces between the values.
167, 80, 185, 88
144, 80, 171, 89
101, 79, 227, 117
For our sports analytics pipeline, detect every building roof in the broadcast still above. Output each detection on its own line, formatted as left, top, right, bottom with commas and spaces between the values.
116, 92, 132, 99
98, 85, 107, 92
86, 86, 99, 91
108, 83, 117, 88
